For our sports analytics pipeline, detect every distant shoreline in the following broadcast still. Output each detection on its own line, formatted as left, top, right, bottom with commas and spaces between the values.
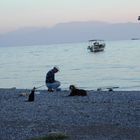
0, 21, 140, 47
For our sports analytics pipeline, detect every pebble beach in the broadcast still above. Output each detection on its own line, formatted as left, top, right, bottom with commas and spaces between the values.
0, 88, 140, 140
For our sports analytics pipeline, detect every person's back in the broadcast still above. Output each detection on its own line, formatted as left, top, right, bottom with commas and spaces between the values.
46, 69, 55, 83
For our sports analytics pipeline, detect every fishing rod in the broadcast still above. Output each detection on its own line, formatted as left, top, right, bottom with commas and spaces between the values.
34, 85, 45, 89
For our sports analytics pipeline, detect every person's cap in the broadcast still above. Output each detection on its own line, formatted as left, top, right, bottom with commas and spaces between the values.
53, 66, 59, 71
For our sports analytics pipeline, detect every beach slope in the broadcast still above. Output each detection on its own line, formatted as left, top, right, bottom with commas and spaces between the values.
0, 88, 140, 140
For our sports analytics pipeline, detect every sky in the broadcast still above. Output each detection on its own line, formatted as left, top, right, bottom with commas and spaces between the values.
0, 0, 139, 33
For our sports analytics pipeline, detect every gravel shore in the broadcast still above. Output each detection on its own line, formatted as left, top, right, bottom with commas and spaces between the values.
0, 88, 140, 140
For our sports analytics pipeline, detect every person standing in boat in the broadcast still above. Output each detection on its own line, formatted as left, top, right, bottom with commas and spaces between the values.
45, 66, 61, 92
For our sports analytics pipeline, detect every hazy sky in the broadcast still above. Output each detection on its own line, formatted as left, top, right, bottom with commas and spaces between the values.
0, 0, 139, 33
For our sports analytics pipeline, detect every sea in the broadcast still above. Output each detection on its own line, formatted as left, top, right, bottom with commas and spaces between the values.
0, 40, 140, 91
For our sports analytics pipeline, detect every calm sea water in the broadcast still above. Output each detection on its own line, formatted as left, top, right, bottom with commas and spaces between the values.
0, 40, 140, 90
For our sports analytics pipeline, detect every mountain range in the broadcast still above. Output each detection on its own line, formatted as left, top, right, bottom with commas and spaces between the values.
0, 21, 140, 46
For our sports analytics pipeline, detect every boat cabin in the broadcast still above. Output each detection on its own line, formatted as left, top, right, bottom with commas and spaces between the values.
87, 39, 105, 52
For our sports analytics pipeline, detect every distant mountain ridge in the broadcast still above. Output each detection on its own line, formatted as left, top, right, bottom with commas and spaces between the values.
0, 21, 140, 46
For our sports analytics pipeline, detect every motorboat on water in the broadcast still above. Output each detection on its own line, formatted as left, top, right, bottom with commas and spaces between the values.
87, 40, 105, 52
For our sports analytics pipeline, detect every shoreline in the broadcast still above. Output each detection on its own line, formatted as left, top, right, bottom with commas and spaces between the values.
0, 88, 140, 140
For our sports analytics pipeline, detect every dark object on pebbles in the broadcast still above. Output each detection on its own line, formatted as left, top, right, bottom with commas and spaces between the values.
68, 85, 87, 96
97, 86, 119, 91
28, 87, 36, 102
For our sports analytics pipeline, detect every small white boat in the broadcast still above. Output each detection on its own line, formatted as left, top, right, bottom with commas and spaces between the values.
87, 40, 105, 52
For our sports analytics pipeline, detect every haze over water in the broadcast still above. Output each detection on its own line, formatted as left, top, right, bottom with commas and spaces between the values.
0, 40, 140, 90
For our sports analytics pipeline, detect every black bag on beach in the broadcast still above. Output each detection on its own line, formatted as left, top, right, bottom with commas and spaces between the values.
28, 87, 35, 102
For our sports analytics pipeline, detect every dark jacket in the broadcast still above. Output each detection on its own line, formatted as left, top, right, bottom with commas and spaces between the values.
45, 69, 55, 83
